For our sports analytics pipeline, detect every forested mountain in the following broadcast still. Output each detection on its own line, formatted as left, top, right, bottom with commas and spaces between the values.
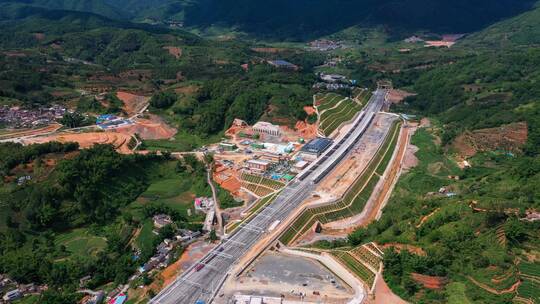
0, 0, 126, 20
178, 0, 537, 39
461, 2, 540, 47
1, 0, 537, 40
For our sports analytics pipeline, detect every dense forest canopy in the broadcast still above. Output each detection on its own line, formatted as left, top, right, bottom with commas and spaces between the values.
0, 0, 537, 40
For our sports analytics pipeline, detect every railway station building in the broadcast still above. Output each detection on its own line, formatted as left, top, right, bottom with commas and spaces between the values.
299, 137, 333, 160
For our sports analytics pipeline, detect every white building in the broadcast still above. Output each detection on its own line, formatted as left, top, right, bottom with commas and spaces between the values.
252, 121, 281, 137
3, 289, 21, 302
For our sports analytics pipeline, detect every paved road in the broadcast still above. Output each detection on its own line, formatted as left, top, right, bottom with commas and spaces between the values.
150, 90, 386, 304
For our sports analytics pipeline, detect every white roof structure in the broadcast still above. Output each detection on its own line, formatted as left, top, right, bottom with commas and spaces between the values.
247, 159, 271, 166
253, 121, 281, 136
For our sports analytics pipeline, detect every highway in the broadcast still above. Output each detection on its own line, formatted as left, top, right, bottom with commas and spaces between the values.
150, 90, 386, 304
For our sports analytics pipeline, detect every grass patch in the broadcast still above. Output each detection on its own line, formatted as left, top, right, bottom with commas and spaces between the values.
446, 282, 472, 304
13, 295, 40, 304
135, 219, 155, 254
142, 178, 191, 199
55, 228, 107, 258
143, 131, 222, 152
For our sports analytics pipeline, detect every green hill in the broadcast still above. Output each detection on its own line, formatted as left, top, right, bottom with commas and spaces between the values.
178, 0, 536, 40
0, 0, 127, 20
2, 0, 538, 40
460, 2, 540, 47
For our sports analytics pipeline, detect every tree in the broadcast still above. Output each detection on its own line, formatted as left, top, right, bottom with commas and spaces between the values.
60, 112, 85, 128
150, 91, 177, 109
504, 218, 528, 244
209, 229, 218, 241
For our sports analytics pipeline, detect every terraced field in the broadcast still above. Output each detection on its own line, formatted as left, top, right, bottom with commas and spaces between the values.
517, 278, 540, 302
350, 246, 382, 270
332, 250, 377, 288
279, 120, 401, 245
315, 93, 345, 113
319, 99, 363, 136
353, 88, 369, 103
518, 262, 540, 302
520, 262, 540, 278
240, 173, 285, 197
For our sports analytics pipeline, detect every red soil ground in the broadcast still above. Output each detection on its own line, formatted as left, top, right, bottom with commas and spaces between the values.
425, 41, 455, 48
387, 89, 416, 104
292, 121, 318, 141
116, 91, 149, 117
371, 275, 407, 304
116, 115, 177, 140
251, 47, 288, 53
304, 106, 316, 115
163, 46, 182, 59
452, 122, 528, 158
213, 163, 242, 195
411, 273, 448, 290
381, 243, 427, 256
151, 241, 216, 294
33, 33, 45, 41
24, 132, 133, 154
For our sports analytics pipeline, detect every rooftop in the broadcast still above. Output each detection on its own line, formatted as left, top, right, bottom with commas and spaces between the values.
247, 159, 271, 166
301, 137, 333, 154
267, 60, 297, 69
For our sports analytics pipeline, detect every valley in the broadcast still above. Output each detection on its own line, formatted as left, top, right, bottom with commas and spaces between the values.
0, 1, 539, 304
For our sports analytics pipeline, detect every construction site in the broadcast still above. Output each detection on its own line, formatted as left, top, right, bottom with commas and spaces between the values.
149, 87, 418, 304
1, 85, 415, 304
0, 91, 176, 154
218, 110, 411, 304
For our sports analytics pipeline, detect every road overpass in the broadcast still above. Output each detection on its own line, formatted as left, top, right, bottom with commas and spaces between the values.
150, 90, 387, 304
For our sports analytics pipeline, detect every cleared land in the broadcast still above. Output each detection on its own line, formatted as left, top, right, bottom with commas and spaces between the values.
230, 251, 353, 303
22, 131, 133, 154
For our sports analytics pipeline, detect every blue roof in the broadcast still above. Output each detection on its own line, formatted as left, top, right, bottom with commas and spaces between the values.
301, 137, 333, 154
269, 60, 295, 67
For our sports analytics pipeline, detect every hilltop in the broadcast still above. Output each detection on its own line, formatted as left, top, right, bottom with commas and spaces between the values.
1, 0, 537, 40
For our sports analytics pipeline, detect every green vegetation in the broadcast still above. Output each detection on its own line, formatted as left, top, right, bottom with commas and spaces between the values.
150, 91, 178, 109
315, 93, 343, 113
446, 282, 472, 304
1, 1, 540, 302
0, 142, 79, 177
55, 228, 107, 257
517, 279, 540, 302
519, 262, 540, 278
332, 251, 376, 287
342, 125, 540, 303
0, 143, 208, 300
